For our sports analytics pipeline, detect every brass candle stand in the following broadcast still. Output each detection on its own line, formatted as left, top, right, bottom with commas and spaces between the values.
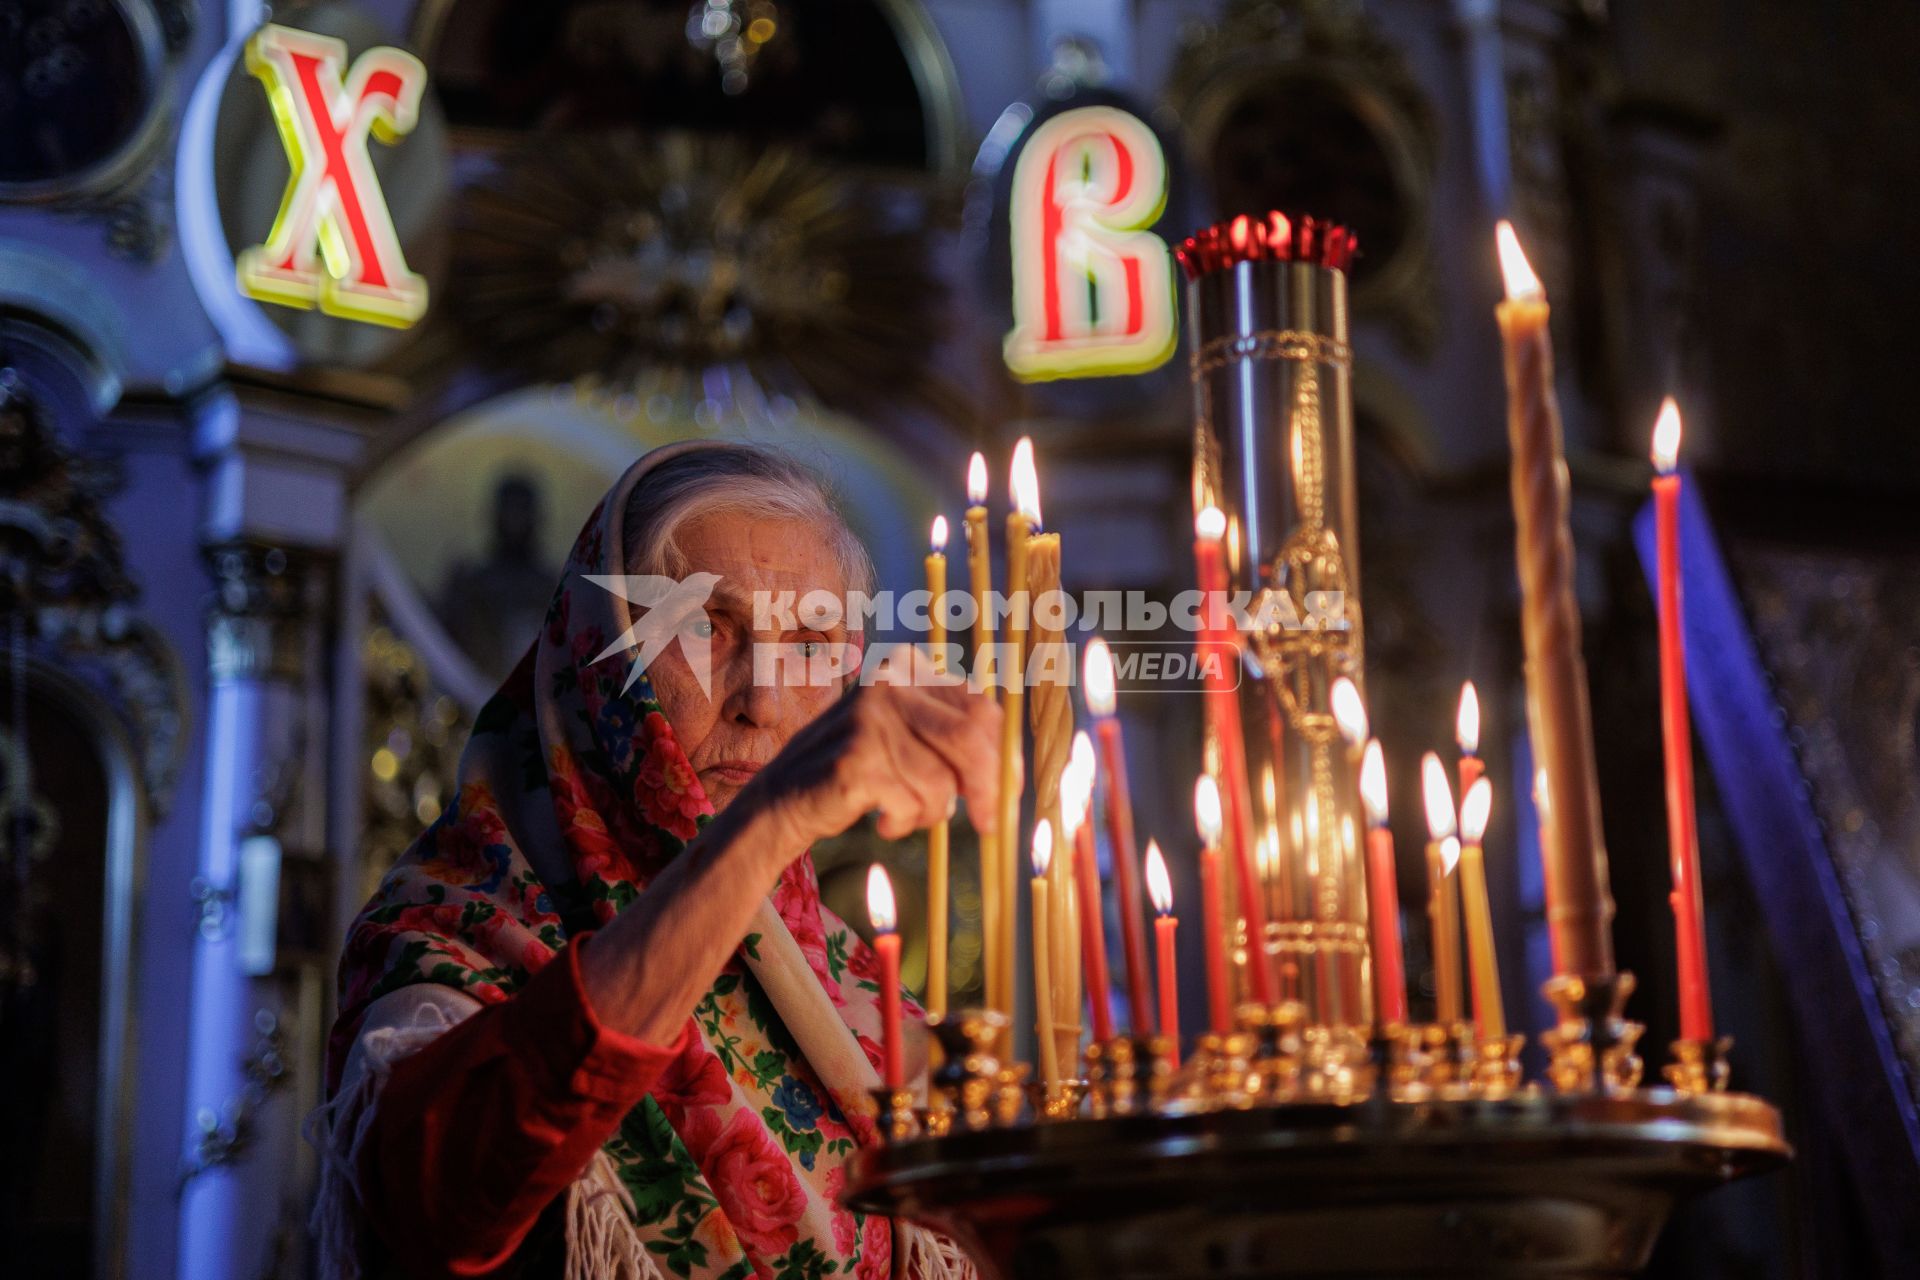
854, 992, 1786, 1279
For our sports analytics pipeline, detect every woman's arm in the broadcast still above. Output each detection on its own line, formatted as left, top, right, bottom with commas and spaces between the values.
579, 651, 1002, 1043
360, 654, 1000, 1275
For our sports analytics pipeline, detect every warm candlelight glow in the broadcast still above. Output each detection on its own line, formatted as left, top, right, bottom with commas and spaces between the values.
866, 863, 897, 934
1062, 732, 1096, 838
1456, 681, 1480, 756
1146, 841, 1173, 916
1534, 766, 1550, 820
1331, 676, 1368, 748
1084, 637, 1117, 717
930, 514, 948, 553
1360, 739, 1389, 828
1195, 505, 1227, 541
1422, 752, 1458, 841
1010, 437, 1041, 525
1461, 777, 1493, 845
1495, 220, 1544, 302
1651, 396, 1682, 475
1032, 819, 1053, 878
967, 451, 988, 505
1440, 835, 1461, 876
1194, 774, 1223, 845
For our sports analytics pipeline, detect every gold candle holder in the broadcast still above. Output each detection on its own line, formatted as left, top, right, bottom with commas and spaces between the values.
1664, 1035, 1734, 1095
927, 1008, 1006, 1131
993, 1063, 1033, 1127
1414, 1022, 1477, 1097
1191, 1031, 1258, 1110
1084, 1036, 1125, 1118
1471, 1033, 1527, 1099
916, 1102, 954, 1139
1540, 973, 1645, 1095
1300, 1024, 1369, 1104
1026, 1077, 1091, 1121
1238, 1001, 1306, 1103
870, 1087, 920, 1144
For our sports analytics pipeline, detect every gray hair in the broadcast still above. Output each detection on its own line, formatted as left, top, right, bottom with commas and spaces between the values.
621, 443, 876, 603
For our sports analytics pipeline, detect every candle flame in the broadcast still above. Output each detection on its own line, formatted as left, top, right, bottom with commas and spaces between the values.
1461, 776, 1493, 845
1194, 774, 1223, 845
930, 514, 949, 553
1083, 637, 1116, 716
1456, 681, 1480, 755
967, 451, 988, 505
1146, 840, 1173, 915
1421, 752, 1457, 841
1495, 221, 1544, 302
1195, 505, 1227, 541
1439, 835, 1461, 877
1651, 396, 1682, 474
1032, 819, 1053, 878
1230, 214, 1250, 251
1063, 732, 1097, 838
1009, 437, 1041, 525
1359, 739, 1389, 828
1534, 767, 1551, 819
1330, 676, 1368, 748
866, 863, 897, 933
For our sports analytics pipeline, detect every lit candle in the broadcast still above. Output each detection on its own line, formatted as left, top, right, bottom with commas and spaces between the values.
1082, 637, 1155, 1034
1421, 753, 1464, 1025
1191, 507, 1275, 1007
925, 516, 951, 1018
995, 439, 1039, 1046
1495, 221, 1616, 979
964, 452, 1001, 1035
1457, 776, 1505, 1039
1031, 821, 1061, 1089
1052, 735, 1098, 1071
1652, 398, 1714, 1041
1069, 731, 1115, 1041
1146, 841, 1180, 1066
867, 864, 903, 1090
1194, 775, 1233, 1035
1456, 681, 1483, 811
1024, 514, 1077, 1041
1359, 741, 1408, 1028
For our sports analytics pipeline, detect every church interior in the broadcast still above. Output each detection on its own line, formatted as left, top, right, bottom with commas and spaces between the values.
3, 1, 1919, 1276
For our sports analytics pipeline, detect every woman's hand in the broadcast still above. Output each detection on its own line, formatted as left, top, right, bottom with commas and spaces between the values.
745, 646, 1004, 852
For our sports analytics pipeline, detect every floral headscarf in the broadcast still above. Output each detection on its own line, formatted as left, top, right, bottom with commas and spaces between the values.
331, 442, 955, 1279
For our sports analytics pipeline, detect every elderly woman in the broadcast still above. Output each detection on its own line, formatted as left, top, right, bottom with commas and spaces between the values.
316, 443, 996, 1279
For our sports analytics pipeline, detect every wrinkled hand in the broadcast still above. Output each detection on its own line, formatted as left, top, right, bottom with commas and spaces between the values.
746, 647, 1004, 852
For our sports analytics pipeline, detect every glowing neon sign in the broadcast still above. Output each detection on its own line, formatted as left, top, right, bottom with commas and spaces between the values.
1003, 105, 1177, 382
237, 24, 429, 328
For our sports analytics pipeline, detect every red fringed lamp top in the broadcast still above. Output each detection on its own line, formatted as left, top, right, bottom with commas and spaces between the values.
1174, 211, 1359, 279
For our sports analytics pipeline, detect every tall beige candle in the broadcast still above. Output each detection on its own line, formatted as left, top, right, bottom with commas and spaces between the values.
1494, 221, 1616, 978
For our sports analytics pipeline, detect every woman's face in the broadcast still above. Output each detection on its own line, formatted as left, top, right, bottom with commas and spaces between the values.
646, 512, 852, 810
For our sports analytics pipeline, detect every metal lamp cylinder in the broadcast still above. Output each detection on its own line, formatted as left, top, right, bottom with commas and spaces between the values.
1180, 215, 1366, 1030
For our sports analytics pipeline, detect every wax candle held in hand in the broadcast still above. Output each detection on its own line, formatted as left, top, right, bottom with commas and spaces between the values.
867, 864, 903, 1090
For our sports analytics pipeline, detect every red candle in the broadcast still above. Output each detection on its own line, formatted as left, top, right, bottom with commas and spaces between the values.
1457, 681, 1484, 813
1083, 639, 1156, 1034
1652, 398, 1713, 1041
1193, 508, 1275, 1007
1069, 754, 1117, 1042
1146, 841, 1180, 1066
866, 865, 903, 1090
1193, 775, 1233, 1034
1358, 741, 1409, 1027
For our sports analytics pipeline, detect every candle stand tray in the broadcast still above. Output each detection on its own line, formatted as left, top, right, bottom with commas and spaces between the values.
844, 1089, 1787, 1279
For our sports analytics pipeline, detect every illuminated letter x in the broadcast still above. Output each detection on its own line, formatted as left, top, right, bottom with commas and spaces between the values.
237, 24, 429, 328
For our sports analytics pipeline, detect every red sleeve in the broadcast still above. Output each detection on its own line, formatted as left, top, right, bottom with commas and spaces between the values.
360, 932, 693, 1278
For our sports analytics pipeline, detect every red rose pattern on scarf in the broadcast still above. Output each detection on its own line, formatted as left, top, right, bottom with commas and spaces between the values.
331, 453, 927, 1279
